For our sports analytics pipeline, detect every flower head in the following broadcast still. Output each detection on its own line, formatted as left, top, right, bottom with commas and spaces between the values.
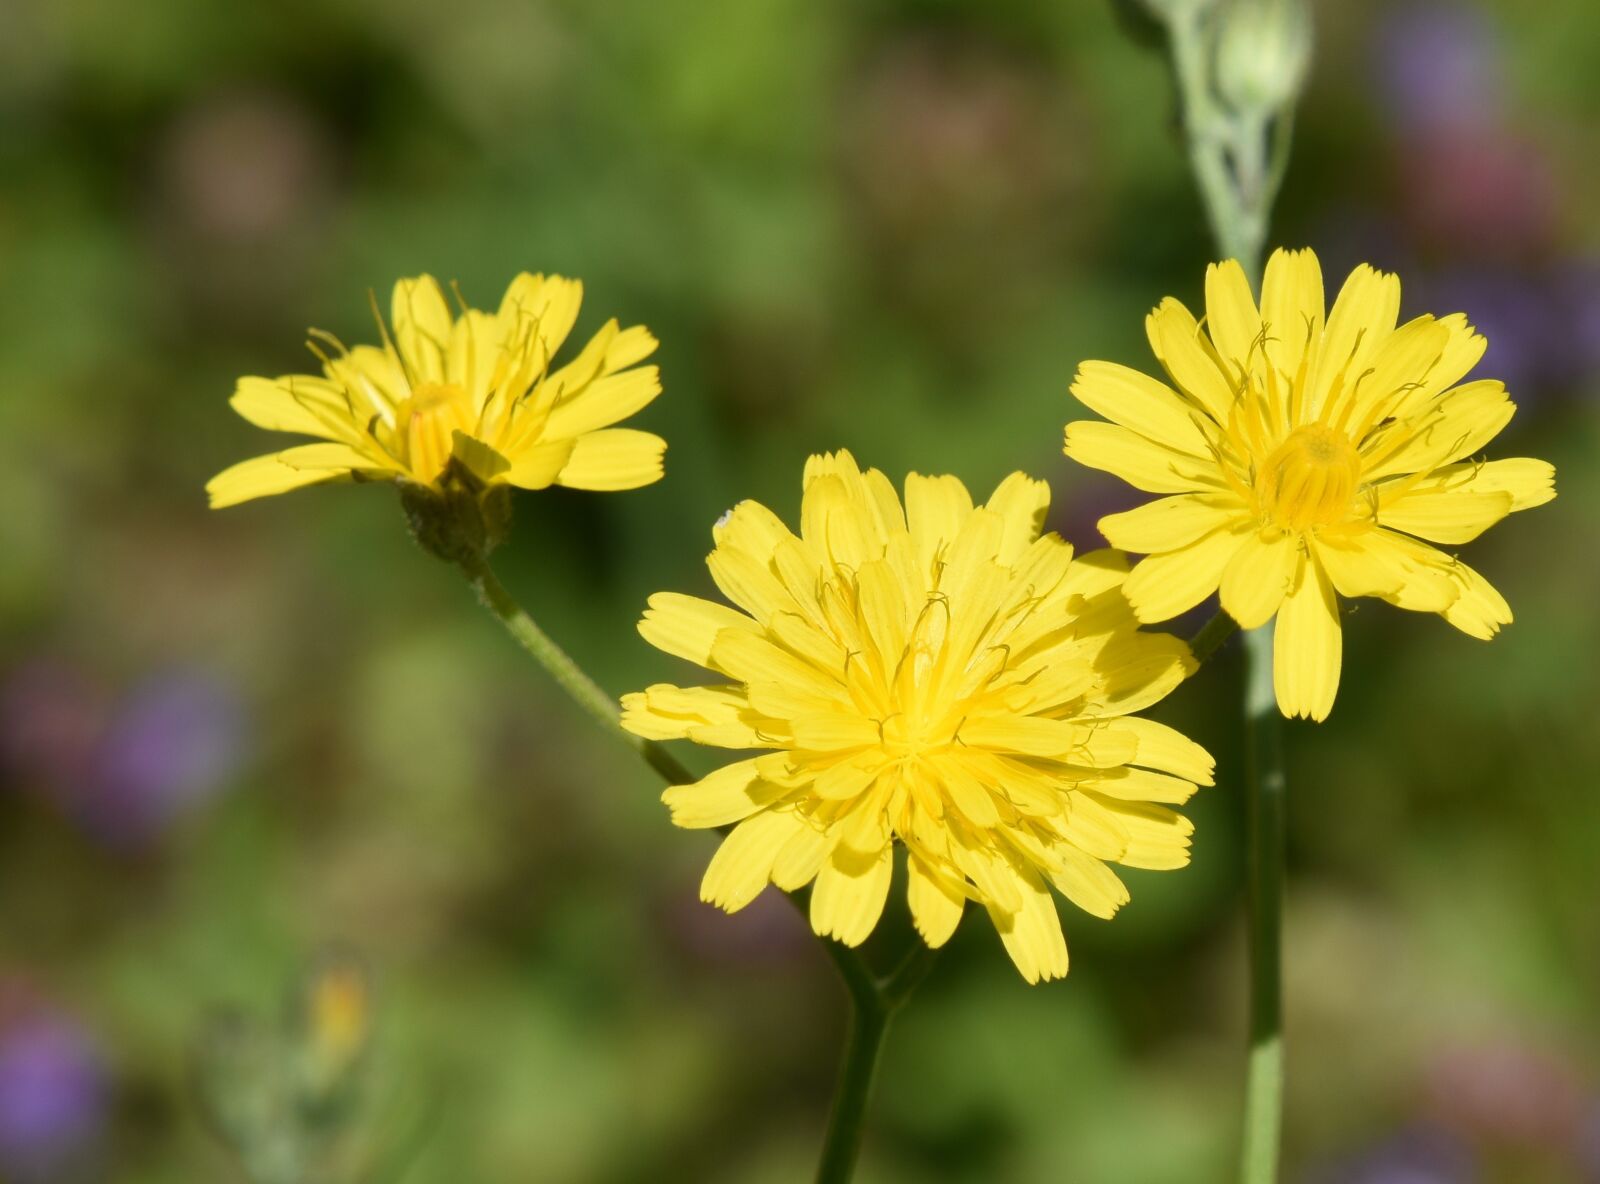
623, 451, 1212, 983
1064, 248, 1554, 721
207, 273, 665, 510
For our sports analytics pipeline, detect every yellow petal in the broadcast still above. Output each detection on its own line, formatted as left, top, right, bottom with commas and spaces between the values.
1064, 421, 1222, 494
1392, 458, 1555, 513
1442, 558, 1512, 640
1311, 530, 1458, 613
503, 438, 576, 490
1363, 380, 1515, 482
391, 275, 453, 385
907, 855, 965, 948
1108, 717, 1215, 784
620, 684, 756, 745
637, 592, 757, 667
771, 822, 831, 891
1259, 247, 1324, 379
1204, 258, 1263, 378
1219, 531, 1300, 629
662, 759, 787, 829
960, 716, 1077, 758
230, 375, 355, 439
1308, 263, 1400, 420
810, 842, 893, 947
1273, 551, 1341, 721
1340, 316, 1451, 434
207, 443, 380, 508
986, 862, 1068, 984
498, 272, 584, 363
1392, 312, 1487, 416
1145, 296, 1237, 423
1377, 487, 1514, 544
700, 810, 806, 910
1047, 845, 1130, 918
543, 365, 662, 439
1078, 766, 1198, 806
1069, 361, 1215, 456
555, 428, 665, 490
984, 472, 1051, 564
905, 472, 974, 576
1083, 633, 1195, 716
1093, 799, 1194, 869
1120, 525, 1249, 622
1097, 493, 1246, 554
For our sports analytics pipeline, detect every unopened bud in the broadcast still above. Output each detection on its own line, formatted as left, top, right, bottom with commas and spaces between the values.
1214, 0, 1312, 115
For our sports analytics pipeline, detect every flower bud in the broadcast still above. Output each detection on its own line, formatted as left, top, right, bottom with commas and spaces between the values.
1214, 0, 1312, 116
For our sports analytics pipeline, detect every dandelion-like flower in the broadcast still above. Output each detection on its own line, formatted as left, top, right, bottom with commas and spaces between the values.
207, 273, 665, 509
622, 451, 1212, 983
1064, 248, 1555, 721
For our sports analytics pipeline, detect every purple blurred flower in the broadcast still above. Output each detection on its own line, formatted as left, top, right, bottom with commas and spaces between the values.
1417, 264, 1600, 403
84, 670, 246, 847
0, 660, 247, 849
0, 1002, 107, 1182
1310, 1123, 1477, 1184
1374, 3, 1501, 135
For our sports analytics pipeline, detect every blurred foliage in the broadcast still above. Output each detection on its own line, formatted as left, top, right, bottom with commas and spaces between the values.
0, 0, 1596, 1181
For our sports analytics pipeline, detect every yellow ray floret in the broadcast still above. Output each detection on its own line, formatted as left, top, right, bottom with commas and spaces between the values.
1063, 247, 1555, 722
622, 451, 1213, 984
207, 273, 665, 507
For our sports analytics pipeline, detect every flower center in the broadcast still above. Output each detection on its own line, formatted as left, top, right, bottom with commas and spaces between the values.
396, 382, 477, 485
1256, 424, 1362, 530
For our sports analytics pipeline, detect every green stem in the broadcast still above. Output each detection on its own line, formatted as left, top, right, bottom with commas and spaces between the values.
813, 943, 940, 1184
1240, 625, 1285, 1184
1187, 608, 1240, 667
1162, 9, 1297, 1182
459, 552, 696, 788
455, 552, 932, 1183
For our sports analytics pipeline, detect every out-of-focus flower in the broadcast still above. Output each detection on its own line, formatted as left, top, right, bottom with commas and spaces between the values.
0, 994, 107, 1183
623, 451, 1211, 983
85, 670, 246, 847
296, 951, 372, 1098
1310, 1123, 1477, 1184
1064, 247, 1555, 720
196, 951, 383, 1180
0, 660, 246, 849
206, 275, 666, 519
1374, 3, 1500, 136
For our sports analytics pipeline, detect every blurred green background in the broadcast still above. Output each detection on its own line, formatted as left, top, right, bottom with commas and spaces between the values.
1, 0, 1596, 1180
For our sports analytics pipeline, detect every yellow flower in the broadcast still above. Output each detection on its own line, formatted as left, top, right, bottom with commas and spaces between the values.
1064, 248, 1555, 721
207, 273, 665, 508
622, 451, 1212, 983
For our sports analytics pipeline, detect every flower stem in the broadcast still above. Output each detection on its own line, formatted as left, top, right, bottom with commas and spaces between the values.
454, 552, 932, 1183
1187, 608, 1240, 667
459, 552, 696, 788
1160, 6, 1304, 1181
813, 943, 939, 1184
1240, 625, 1285, 1184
